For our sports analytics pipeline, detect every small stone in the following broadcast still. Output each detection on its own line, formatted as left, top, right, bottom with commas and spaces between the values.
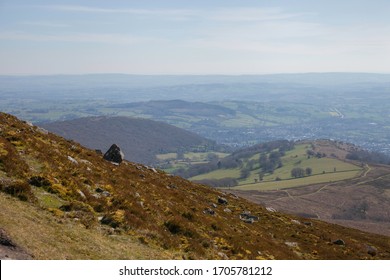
217, 196, 228, 205
77, 190, 86, 199
333, 239, 345, 246
291, 219, 301, 225
266, 207, 277, 213
217, 252, 228, 260
203, 208, 215, 216
102, 191, 111, 197
367, 245, 378, 256
285, 241, 298, 248
67, 156, 78, 164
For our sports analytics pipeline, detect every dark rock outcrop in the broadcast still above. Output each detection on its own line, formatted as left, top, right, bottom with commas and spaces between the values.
0, 228, 32, 260
217, 196, 228, 205
103, 144, 124, 164
333, 239, 345, 246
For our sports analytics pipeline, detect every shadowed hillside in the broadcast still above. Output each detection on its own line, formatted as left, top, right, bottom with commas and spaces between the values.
1, 112, 390, 260
41, 116, 217, 165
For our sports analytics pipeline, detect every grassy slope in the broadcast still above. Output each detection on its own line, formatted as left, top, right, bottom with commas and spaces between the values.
189, 144, 362, 190
0, 193, 172, 260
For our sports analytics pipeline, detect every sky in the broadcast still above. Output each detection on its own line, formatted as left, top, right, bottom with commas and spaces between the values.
0, 0, 389, 75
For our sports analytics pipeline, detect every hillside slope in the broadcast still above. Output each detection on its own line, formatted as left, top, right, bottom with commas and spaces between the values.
41, 116, 217, 165
1, 112, 390, 260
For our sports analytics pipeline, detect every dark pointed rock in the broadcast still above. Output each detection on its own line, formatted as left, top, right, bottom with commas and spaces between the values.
103, 144, 124, 164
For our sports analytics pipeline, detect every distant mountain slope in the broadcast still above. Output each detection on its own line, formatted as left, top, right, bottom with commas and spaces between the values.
1, 112, 390, 260
41, 116, 217, 165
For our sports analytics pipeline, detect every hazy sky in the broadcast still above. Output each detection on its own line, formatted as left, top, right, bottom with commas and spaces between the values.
1, 0, 389, 75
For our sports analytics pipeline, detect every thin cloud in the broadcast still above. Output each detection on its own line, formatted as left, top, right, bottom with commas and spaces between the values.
0, 31, 154, 45
208, 7, 307, 22
19, 21, 71, 28
42, 5, 198, 19
41, 5, 305, 23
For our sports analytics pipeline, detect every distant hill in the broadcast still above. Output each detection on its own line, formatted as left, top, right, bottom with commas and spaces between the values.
41, 116, 217, 165
2, 112, 390, 259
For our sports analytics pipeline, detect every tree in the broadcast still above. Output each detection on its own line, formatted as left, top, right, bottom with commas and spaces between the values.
305, 167, 312, 176
259, 172, 264, 181
240, 168, 251, 179
291, 167, 305, 178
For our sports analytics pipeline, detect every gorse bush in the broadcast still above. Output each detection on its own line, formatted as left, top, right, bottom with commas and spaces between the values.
0, 180, 36, 202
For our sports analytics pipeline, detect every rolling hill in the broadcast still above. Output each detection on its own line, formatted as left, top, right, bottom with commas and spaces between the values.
1, 112, 390, 260
41, 116, 218, 165
180, 139, 390, 237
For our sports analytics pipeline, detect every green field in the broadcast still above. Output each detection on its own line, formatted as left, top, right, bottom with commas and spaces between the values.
157, 151, 229, 173
233, 170, 361, 191
156, 153, 177, 161
189, 143, 362, 190
191, 168, 241, 181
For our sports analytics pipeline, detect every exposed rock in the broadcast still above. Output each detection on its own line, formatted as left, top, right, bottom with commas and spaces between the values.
0, 228, 32, 260
95, 149, 103, 155
77, 190, 86, 199
303, 221, 313, 226
211, 203, 218, 208
291, 219, 301, 225
203, 208, 215, 216
147, 167, 158, 173
168, 184, 177, 189
79, 159, 92, 165
0, 228, 16, 247
266, 207, 277, 213
217, 196, 228, 205
217, 252, 229, 260
239, 211, 259, 223
95, 187, 104, 193
103, 144, 124, 164
366, 245, 378, 256
102, 191, 111, 197
285, 241, 298, 248
67, 156, 78, 164
333, 239, 345, 246
224, 208, 232, 213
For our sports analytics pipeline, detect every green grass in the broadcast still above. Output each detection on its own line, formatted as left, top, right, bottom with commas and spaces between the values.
189, 143, 362, 188
184, 152, 229, 161
156, 153, 177, 161
190, 168, 241, 181
33, 187, 65, 209
232, 170, 361, 191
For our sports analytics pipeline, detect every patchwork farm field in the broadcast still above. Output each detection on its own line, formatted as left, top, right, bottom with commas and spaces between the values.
189, 143, 363, 190
233, 170, 361, 191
